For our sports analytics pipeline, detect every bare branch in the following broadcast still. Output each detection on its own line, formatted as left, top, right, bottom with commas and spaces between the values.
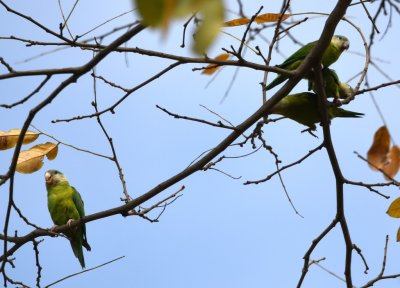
30, 125, 113, 160
245, 143, 324, 185
353, 244, 369, 274
44, 256, 125, 288
91, 73, 130, 92
1, 76, 51, 109
92, 63, 131, 202
156, 105, 237, 130
32, 240, 43, 288
128, 186, 185, 221
360, 235, 400, 287
344, 179, 392, 198
0, 57, 15, 73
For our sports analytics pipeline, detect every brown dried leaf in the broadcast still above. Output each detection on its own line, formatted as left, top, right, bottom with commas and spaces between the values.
387, 197, 400, 218
367, 126, 390, 170
223, 17, 250, 27
255, 13, 291, 24
16, 142, 58, 174
202, 53, 230, 75
0, 129, 39, 150
382, 145, 400, 180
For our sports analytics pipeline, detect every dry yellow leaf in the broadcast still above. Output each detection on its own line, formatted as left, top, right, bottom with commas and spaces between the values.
397, 227, 400, 242
223, 13, 291, 27
255, 13, 291, 24
223, 17, 250, 27
0, 129, 39, 150
382, 145, 400, 180
367, 126, 390, 170
202, 53, 230, 75
16, 142, 58, 174
387, 197, 400, 218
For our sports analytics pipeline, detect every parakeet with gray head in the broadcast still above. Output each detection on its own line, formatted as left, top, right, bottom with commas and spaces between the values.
266, 35, 350, 91
45, 169, 91, 269
270, 92, 363, 129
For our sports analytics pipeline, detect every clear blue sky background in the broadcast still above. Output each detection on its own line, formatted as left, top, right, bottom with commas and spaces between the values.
1, 1, 400, 287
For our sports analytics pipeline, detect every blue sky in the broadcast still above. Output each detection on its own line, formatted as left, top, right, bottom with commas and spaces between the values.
1, 1, 400, 287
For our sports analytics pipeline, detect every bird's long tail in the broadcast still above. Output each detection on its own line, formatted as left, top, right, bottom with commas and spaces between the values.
265, 75, 285, 91
70, 239, 85, 269
331, 108, 364, 118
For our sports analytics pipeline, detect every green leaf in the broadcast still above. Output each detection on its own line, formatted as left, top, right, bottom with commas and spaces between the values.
193, 0, 224, 54
133, 0, 224, 54
136, 0, 165, 26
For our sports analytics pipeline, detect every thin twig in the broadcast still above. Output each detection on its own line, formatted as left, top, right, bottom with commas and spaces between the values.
245, 143, 324, 185
344, 179, 391, 198
297, 218, 339, 287
353, 244, 369, 274
57, 0, 78, 38
360, 235, 400, 287
156, 105, 237, 130
313, 261, 356, 287
180, 13, 196, 48
128, 186, 185, 220
237, 6, 263, 57
360, 0, 380, 33
30, 125, 113, 160
12, 202, 45, 230
91, 73, 129, 92
356, 79, 400, 94
0, 57, 15, 72
78, 9, 134, 39
44, 256, 125, 288
1, 76, 51, 109
52, 62, 181, 122
207, 167, 242, 179
92, 63, 131, 202
32, 240, 43, 288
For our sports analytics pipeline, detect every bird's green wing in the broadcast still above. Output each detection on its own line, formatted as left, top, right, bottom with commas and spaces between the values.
278, 40, 317, 69
265, 41, 316, 91
72, 187, 91, 251
72, 187, 85, 218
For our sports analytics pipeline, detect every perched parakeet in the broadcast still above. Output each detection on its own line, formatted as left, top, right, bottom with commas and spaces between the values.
265, 35, 350, 91
270, 92, 363, 129
45, 170, 91, 269
309, 68, 354, 99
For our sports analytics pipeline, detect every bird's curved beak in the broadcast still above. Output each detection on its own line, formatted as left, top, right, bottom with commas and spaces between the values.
45, 172, 52, 185
343, 41, 350, 50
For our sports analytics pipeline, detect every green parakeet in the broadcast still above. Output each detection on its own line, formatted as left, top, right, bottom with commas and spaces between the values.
309, 68, 354, 99
270, 92, 363, 129
45, 170, 91, 269
265, 35, 350, 91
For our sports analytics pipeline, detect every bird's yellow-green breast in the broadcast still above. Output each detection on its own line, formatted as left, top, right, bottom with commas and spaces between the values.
47, 183, 80, 225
